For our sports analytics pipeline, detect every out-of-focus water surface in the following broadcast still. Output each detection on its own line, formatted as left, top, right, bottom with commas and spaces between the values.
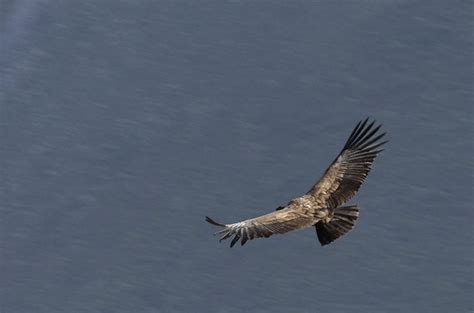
1, 1, 472, 312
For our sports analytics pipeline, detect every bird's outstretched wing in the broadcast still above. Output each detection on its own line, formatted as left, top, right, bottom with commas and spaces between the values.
307, 118, 387, 208
206, 208, 314, 247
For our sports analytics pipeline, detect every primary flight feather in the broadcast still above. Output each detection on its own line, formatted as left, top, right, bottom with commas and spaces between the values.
206, 118, 388, 247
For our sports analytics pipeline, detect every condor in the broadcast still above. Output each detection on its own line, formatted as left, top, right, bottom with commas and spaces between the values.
206, 118, 388, 247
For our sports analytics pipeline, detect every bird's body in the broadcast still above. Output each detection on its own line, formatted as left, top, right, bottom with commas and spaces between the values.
206, 118, 387, 247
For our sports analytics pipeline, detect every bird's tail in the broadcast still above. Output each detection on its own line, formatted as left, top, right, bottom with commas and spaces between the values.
315, 205, 359, 246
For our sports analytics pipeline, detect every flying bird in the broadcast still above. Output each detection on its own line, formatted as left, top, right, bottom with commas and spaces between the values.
206, 118, 387, 247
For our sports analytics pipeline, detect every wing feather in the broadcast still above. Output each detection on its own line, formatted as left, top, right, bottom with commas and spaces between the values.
206, 209, 314, 247
307, 118, 387, 208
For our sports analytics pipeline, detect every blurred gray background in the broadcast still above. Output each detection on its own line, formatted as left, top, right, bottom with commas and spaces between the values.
1, 1, 472, 312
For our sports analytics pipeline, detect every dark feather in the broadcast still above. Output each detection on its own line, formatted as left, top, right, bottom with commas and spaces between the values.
230, 234, 240, 247
308, 118, 387, 208
205, 216, 225, 227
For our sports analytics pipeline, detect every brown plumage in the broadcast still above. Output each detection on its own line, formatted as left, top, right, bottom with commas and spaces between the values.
206, 118, 388, 247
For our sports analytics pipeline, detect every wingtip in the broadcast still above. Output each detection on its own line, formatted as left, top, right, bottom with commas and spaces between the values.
205, 216, 225, 227
345, 117, 387, 150
230, 236, 239, 248
360, 117, 378, 126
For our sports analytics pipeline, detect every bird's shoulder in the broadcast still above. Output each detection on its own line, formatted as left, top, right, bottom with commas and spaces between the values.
287, 195, 324, 211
